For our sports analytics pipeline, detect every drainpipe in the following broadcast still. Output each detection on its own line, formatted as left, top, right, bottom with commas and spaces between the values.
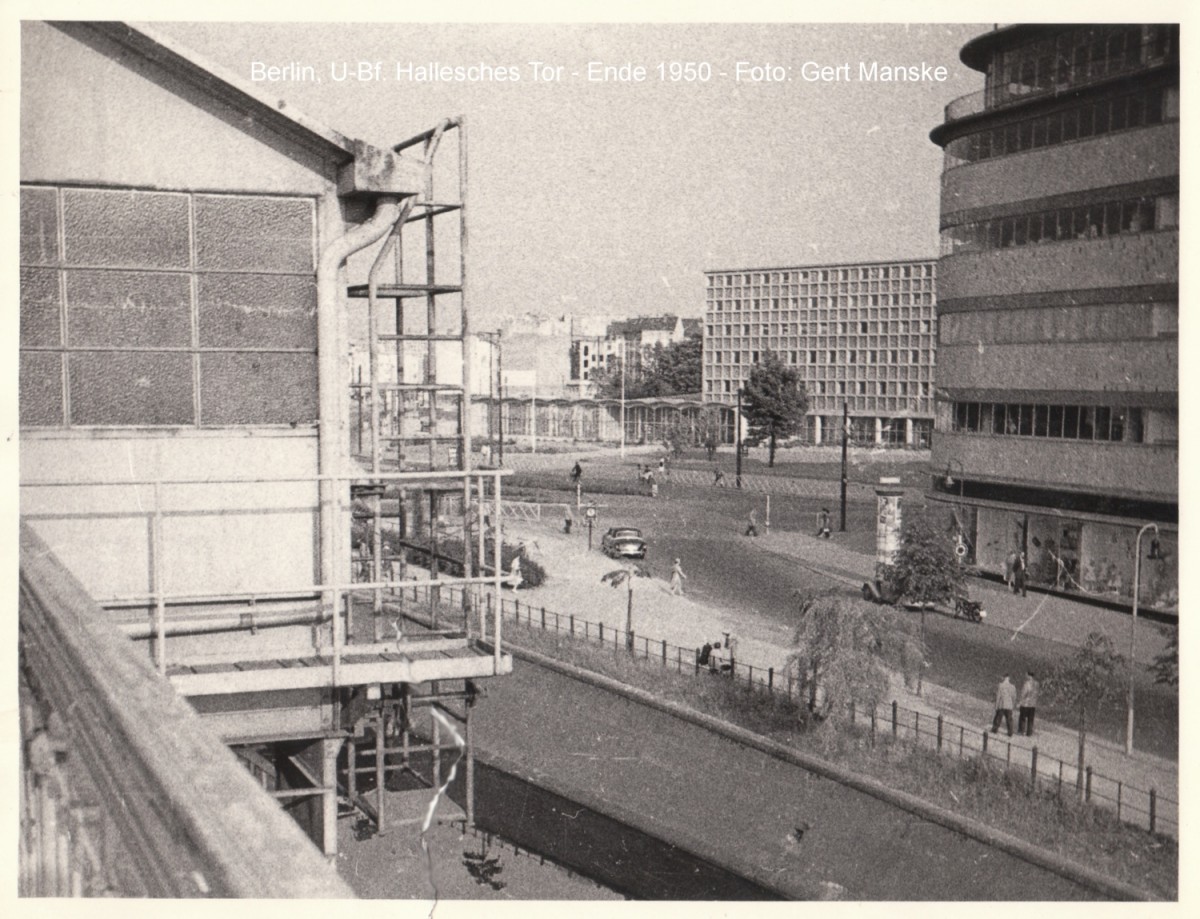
317, 196, 406, 663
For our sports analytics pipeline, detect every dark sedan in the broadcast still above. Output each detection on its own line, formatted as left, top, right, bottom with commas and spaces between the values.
601, 527, 647, 559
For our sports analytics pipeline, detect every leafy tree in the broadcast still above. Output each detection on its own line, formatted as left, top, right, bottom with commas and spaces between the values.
786, 593, 924, 724
601, 563, 651, 652
889, 513, 964, 606
741, 350, 808, 466
696, 408, 723, 461
591, 337, 703, 400
661, 417, 690, 459
1043, 632, 1128, 799
1151, 626, 1178, 687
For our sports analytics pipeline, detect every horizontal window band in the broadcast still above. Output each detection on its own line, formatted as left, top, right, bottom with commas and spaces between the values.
939, 176, 1178, 229
936, 389, 1176, 409
936, 283, 1177, 313
20, 263, 317, 278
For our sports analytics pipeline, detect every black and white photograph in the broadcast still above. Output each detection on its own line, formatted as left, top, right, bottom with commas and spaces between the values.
8, 1, 1186, 907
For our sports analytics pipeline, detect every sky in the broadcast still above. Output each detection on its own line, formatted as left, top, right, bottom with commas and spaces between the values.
153, 20, 986, 327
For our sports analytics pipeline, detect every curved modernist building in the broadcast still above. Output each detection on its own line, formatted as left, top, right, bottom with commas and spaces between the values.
928, 24, 1178, 613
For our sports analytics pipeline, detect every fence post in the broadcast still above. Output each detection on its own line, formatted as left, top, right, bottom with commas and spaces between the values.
1057, 761, 1063, 799
1031, 747, 1039, 788
555, 612, 560, 632
1084, 766, 1092, 802
1006, 741, 1011, 767
850, 700, 856, 725
936, 714, 943, 752
982, 730, 989, 754
570, 614, 575, 636
662, 640, 668, 664
959, 726, 964, 758
598, 622, 603, 643
768, 667, 774, 691
748, 664, 754, 687
891, 701, 898, 738
677, 647, 682, 673
540, 606, 546, 630
1117, 782, 1122, 821
914, 711, 920, 743
870, 709, 877, 747
1149, 789, 1157, 834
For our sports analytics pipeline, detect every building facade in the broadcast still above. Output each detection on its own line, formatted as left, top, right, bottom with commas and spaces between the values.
928, 24, 1178, 613
19, 20, 512, 866
571, 314, 701, 394
703, 259, 937, 447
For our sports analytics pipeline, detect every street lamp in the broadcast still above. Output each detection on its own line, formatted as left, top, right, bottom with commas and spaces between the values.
619, 339, 626, 459
1125, 522, 1160, 755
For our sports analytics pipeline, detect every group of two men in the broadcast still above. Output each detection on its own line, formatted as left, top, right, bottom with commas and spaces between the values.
992, 671, 1039, 737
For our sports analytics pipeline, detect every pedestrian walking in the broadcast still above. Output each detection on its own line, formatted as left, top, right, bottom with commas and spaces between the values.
816, 508, 832, 539
1004, 550, 1018, 591
745, 509, 759, 537
991, 673, 1016, 736
698, 641, 713, 667
648, 471, 658, 498
570, 460, 583, 484
563, 511, 573, 535
1014, 551, 1028, 597
658, 457, 666, 476
1018, 670, 1039, 736
669, 558, 687, 595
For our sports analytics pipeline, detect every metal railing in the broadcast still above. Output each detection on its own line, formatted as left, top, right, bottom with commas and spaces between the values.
18, 523, 354, 898
420, 582, 1176, 838
21, 468, 512, 680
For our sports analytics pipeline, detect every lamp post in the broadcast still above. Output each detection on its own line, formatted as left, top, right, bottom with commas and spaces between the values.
735, 386, 743, 489
619, 339, 626, 459
1125, 522, 1160, 755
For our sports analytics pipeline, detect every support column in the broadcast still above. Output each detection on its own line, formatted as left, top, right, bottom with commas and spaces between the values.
319, 736, 343, 858
874, 417, 883, 445
813, 415, 823, 446
905, 417, 914, 446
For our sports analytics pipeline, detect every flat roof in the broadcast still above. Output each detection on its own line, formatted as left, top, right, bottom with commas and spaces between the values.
704, 256, 937, 275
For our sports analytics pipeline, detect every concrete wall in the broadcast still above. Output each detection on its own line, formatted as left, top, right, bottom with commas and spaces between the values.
938, 230, 1177, 301
936, 339, 1177, 397
21, 431, 320, 601
932, 431, 1176, 502
940, 122, 1179, 215
21, 22, 337, 194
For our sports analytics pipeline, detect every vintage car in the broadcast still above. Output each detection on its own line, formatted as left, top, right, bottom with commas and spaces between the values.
601, 526, 647, 559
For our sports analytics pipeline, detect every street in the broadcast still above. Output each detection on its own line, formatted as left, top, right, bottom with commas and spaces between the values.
569, 480, 1178, 759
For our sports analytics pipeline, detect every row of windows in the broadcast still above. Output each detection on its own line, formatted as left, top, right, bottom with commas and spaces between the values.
983, 25, 1176, 111
707, 278, 934, 297
938, 302, 1177, 346
703, 377, 933, 402
20, 186, 318, 427
940, 193, 1177, 257
707, 264, 934, 287
707, 319, 934, 337
708, 348, 932, 366
944, 86, 1177, 169
951, 401, 1143, 443
710, 293, 934, 310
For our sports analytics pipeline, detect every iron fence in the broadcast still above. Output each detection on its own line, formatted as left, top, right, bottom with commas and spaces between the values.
417, 583, 1176, 838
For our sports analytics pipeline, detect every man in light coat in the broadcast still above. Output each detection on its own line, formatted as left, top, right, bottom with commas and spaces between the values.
991, 674, 1017, 736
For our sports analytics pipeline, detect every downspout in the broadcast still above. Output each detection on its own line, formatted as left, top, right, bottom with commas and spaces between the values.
316, 195, 406, 668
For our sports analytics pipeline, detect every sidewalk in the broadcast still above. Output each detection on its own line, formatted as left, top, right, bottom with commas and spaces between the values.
502, 516, 1178, 837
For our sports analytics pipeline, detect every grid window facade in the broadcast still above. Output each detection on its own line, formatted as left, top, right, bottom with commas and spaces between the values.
702, 259, 937, 440
20, 185, 318, 427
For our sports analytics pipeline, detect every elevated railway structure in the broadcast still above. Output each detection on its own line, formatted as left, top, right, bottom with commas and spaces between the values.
18, 21, 512, 890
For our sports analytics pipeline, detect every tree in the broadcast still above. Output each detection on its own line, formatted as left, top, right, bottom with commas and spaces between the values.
601, 563, 651, 652
695, 408, 723, 461
1152, 626, 1178, 687
889, 513, 964, 606
741, 350, 808, 467
786, 593, 924, 724
591, 337, 703, 401
661, 417, 690, 459
1043, 632, 1128, 800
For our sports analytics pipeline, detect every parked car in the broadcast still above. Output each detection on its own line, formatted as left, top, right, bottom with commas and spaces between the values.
601, 526, 647, 559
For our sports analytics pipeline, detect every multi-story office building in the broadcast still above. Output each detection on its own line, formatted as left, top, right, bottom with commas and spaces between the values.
702, 259, 937, 447
928, 24, 1178, 612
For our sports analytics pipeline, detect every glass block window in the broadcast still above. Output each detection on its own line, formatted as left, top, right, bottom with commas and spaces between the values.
19, 186, 318, 427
